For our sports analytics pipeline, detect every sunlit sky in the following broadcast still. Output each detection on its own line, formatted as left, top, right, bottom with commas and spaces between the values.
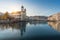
0, 0, 60, 16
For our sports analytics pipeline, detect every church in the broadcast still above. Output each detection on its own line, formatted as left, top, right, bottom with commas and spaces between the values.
11, 5, 26, 20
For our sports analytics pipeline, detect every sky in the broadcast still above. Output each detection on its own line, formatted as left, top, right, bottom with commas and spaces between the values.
0, 0, 60, 16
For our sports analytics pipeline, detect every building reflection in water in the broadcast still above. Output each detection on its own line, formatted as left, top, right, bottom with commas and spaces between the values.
48, 22, 60, 32
0, 22, 27, 36
20, 22, 27, 36
29, 21, 47, 25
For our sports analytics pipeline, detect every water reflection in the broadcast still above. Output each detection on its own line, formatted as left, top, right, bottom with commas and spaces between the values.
0, 22, 27, 37
48, 22, 60, 32
19, 22, 27, 36
0, 21, 60, 39
29, 21, 47, 24
0, 21, 47, 37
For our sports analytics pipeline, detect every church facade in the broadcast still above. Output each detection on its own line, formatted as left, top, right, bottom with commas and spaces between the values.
11, 5, 26, 20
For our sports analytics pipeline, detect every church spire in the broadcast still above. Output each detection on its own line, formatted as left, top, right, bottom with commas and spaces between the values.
21, 5, 24, 11
21, 5, 24, 8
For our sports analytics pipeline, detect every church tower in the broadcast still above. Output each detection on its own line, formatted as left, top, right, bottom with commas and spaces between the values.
21, 5, 24, 11
21, 5, 26, 20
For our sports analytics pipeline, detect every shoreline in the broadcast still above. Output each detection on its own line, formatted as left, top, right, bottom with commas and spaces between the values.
0, 19, 57, 24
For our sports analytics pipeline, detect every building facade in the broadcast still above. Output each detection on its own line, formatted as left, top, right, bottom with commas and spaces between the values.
29, 16, 48, 21
11, 5, 26, 20
48, 12, 60, 21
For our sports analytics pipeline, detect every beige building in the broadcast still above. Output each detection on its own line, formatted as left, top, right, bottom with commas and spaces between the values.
11, 5, 26, 20
48, 12, 60, 21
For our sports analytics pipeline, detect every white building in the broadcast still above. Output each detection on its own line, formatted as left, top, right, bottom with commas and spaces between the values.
11, 5, 26, 20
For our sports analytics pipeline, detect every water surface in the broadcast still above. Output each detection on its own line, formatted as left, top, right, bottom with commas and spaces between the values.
0, 21, 60, 40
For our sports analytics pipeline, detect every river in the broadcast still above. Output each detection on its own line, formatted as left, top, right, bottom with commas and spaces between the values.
0, 21, 60, 40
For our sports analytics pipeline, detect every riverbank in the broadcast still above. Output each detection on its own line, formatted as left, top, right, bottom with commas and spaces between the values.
0, 20, 54, 24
